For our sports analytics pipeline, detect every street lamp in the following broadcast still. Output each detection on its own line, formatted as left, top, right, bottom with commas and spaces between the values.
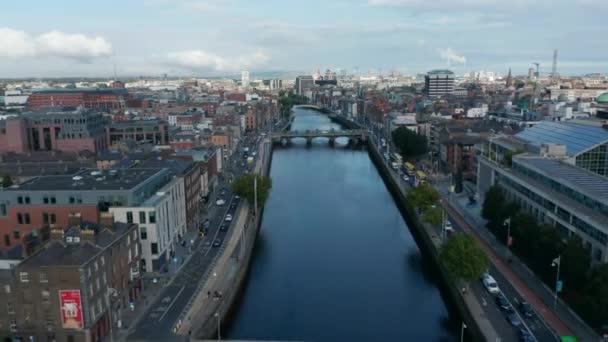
214, 311, 221, 340
460, 321, 467, 342
503, 217, 512, 249
105, 288, 119, 342
552, 255, 562, 309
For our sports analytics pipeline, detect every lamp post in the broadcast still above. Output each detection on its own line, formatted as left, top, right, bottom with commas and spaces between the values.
106, 288, 118, 342
460, 322, 467, 342
552, 255, 562, 309
503, 217, 512, 248
214, 311, 221, 340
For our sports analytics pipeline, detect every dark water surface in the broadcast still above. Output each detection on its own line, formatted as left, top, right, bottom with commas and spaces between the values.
226, 108, 457, 341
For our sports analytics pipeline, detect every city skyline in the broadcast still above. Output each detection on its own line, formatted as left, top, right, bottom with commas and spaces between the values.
0, 0, 607, 77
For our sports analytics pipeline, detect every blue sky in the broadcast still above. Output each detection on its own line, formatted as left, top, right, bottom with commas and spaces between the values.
0, 0, 607, 77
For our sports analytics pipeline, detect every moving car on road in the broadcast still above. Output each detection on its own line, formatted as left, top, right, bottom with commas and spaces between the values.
225, 214, 233, 222
212, 239, 222, 247
216, 199, 226, 206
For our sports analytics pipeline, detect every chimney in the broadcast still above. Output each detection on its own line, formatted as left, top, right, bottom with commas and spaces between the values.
80, 229, 96, 245
67, 212, 82, 227
99, 212, 115, 230
50, 228, 64, 241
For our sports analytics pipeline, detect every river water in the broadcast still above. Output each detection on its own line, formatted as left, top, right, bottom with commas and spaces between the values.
226, 108, 457, 341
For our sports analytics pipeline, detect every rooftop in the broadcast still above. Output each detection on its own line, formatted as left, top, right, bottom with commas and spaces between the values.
20, 221, 135, 267
427, 69, 454, 75
515, 121, 608, 156
5, 168, 166, 192
31, 87, 128, 95
515, 156, 608, 203
137, 158, 195, 176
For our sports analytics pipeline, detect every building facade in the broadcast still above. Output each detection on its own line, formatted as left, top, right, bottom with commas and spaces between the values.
110, 176, 186, 272
107, 119, 169, 146
425, 70, 455, 97
0, 109, 108, 154
27, 88, 128, 110
295, 76, 314, 96
0, 168, 172, 256
0, 219, 140, 342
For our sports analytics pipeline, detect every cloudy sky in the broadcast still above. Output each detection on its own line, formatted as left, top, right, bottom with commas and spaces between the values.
0, 0, 607, 77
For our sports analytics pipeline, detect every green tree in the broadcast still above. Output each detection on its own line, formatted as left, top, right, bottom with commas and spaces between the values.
579, 265, 608, 329
391, 126, 428, 158
481, 185, 504, 224
407, 183, 440, 210
232, 174, 273, 209
560, 236, 590, 293
440, 233, 489, 286
423, 206, 443, 226
1, 175, 12, 188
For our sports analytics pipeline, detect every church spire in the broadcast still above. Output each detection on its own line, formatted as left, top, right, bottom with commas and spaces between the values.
506, 67, 513, 87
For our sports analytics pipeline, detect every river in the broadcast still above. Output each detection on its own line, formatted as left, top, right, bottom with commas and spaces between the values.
226, 108, 458, 341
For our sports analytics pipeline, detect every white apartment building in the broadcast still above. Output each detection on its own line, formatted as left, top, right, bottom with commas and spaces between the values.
111, 177, 186, 272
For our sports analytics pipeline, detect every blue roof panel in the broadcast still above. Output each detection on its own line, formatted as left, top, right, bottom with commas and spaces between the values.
515, 121, 608, 156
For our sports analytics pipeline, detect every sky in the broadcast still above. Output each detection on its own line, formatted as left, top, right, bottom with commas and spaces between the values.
0, 0, 607, 78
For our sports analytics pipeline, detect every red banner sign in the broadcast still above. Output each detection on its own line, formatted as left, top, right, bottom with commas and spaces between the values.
59, 290, 83, 329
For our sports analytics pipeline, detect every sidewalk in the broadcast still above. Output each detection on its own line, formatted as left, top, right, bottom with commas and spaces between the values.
435, 180, 600, 341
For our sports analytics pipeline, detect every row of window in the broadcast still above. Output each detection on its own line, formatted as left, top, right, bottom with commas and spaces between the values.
513, 161, 608, 217
499, 174, 608, 247
18, 271, 48, 283
16, 195, 85, 205
126, 211, 156, 224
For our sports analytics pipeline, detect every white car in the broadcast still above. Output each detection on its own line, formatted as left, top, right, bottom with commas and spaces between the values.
482, 274, 500, 294
445, 220, 453, 231
401, 174, 409, 182
225, 214, 232, 222
216, 199, 226, 206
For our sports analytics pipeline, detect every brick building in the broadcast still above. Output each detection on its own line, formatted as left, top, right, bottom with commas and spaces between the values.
27, 88, 128, 110
0, 168, 172, 257
0, 218, 141, 342
0, 109, 108, 154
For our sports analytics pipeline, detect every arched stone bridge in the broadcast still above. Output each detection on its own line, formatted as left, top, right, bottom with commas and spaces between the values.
271, 129, 368, 145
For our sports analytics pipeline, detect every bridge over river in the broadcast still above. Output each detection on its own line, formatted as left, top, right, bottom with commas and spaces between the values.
271, 129, 368, 145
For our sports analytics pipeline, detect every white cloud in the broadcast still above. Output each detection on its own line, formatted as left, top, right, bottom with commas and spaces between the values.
439, 48, 466, 65
0, 28, 112, 59
36, 31, 112, 59
167, 49, 269, 72
0, 28, 36, 57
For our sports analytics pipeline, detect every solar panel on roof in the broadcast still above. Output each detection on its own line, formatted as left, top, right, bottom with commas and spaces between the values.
516, 122, 608, 156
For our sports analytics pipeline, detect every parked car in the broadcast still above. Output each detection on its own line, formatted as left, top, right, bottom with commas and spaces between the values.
495, 293, 510, 310
518, 329, 534, 342
507, 310, 522, 326
216, 199, 226, 206
519, 301, 534, 318
219, 224, 227, 231
225, 214, 233, 222
482, 274, 500, 294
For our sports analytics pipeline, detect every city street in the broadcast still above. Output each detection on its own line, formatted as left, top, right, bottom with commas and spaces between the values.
369, 122, 557, 342
126, 131, 265, 341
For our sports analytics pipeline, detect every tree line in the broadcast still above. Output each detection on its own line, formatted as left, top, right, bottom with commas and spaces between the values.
482, 185, 608, 332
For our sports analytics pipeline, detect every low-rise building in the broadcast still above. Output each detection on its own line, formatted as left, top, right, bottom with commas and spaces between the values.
0, 168, 172, 257
0, 217, 140, 342
109, 174, 185, 272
